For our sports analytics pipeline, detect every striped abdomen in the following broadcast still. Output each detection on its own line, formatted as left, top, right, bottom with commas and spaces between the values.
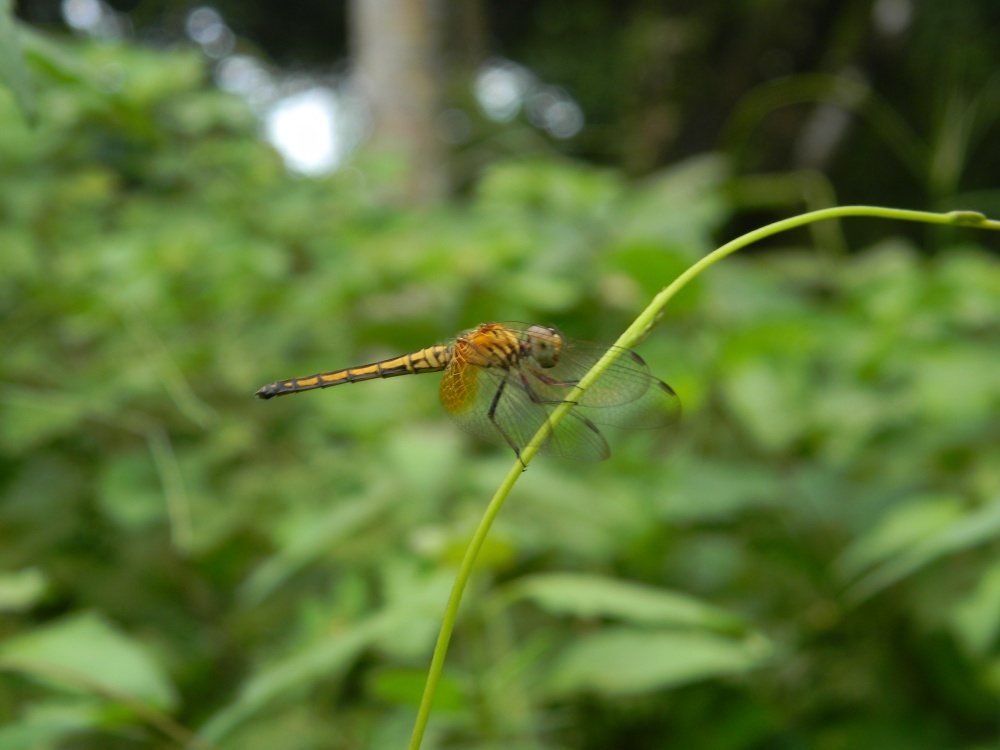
255, 344, 453, 399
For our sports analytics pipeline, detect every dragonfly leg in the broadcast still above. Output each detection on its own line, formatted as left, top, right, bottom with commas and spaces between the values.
487, 376, 525, 464
518, 368, 604, 452
519, 368, 579, 407
514, 368, 602, 451
524, 367, 582, 405
530, 371, 579, 389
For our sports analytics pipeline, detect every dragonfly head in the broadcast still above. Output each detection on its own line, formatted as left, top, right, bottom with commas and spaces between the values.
525, 325, 563, 368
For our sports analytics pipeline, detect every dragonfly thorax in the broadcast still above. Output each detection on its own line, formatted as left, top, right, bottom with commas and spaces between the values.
524, 325, 563, 368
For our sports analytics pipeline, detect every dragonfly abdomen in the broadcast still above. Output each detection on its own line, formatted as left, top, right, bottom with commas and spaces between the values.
255, 345, 452, 399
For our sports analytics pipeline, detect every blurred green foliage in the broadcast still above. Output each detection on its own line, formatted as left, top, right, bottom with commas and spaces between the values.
2, 37, 1000, 750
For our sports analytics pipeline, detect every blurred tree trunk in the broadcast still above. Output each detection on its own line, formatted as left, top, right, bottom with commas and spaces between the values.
349, 0, 451, 204
445, 1, 488, 77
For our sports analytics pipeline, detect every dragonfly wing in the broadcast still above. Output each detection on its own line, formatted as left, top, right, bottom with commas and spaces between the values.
578, 371, 681, 430
440, 361, 610, 462
522, 342, 681, 430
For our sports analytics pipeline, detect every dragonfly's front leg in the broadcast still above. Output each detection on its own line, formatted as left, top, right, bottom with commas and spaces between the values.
521, 368, 579, 405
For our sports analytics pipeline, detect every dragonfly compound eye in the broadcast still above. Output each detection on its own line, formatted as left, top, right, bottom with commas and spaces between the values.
525, 325, 563, 368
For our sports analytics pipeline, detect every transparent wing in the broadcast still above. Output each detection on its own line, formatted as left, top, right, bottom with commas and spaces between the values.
440, 358, 610, 462
498, 323, 682, 430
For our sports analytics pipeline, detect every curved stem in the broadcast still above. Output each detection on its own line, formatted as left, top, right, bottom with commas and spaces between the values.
407, 206, 1000, 750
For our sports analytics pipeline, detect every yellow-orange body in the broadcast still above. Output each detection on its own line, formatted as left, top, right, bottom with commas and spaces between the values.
255, 323, 527, 413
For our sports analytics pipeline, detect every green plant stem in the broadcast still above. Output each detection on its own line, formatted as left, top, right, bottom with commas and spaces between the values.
407, 206, 1000, 750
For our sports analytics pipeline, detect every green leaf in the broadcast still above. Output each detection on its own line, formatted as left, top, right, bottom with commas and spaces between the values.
0, 700, 98, 750
0, 2, 36, 124
619, 154, 729, 251
476, 160, 623, 218
845, 497, 1000, 604
950, 560, 1000, 657
238, 493, 393, 604
0, 396, 90, 454
201, 567, 455, 743
544, 629, 772, 697
0, 568, 48, 613
911, 346, 1000, 424
663, 457, 782, 522
721, 360, 808, 452
197, 618, 384, 744
836, 494, 966, 579
0, 612, 177, 710
509, 573, 745, 634
605, 241, 699, 309
98, 449, 169, 531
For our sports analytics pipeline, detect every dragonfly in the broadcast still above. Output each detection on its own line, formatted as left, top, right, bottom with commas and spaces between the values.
256, 322, 680, 462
